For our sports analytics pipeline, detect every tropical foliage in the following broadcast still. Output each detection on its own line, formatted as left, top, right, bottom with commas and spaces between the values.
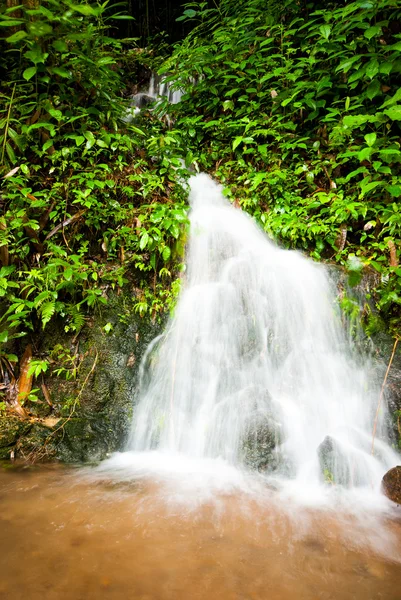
1, 0, 401, 413
161, 0, 401, 330
0, 0, 188, 410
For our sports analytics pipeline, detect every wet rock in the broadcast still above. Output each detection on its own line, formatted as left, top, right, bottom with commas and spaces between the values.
382, 466, 401, 504
242, 414, 282, 471
317, 435, 351, 486
3, 287, 163, 463
0, 415, 31, 459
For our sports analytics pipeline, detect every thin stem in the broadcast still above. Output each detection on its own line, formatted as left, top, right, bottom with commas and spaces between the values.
371, 337, 399, 455
1, 83, 16, 166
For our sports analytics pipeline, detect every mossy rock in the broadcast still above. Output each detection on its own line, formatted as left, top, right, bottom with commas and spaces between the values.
242, 413, 282, 471
3, 286, 164, 463
0, 415, 31, 459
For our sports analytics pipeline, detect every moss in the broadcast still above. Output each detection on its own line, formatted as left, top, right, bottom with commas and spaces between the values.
0, 415, 32, 459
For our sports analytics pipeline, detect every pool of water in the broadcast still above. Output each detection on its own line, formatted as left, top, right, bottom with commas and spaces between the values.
1, 462, 401, 600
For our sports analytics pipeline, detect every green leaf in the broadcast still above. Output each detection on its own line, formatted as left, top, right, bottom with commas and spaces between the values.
336, 56, 360, 73
42, 139, 53, 151
233, 137, 243, 151
379, 62, 393, 75
70, 3, 100, 16
384, 106, 401, 121
64, 268, 73, 281
366, 79, 380, 100
162, 246, 171, 261
27, 21, 52, 37
52, 39, 68, 52
381, 89, 401, 108
364, 133, 376, 147
139, 232, 149, 250
319, 25, 331, 40
364, 25, 381, 40
365, 59, 379, 80
49, 108, 62, 120
40, 301, 55, 327
25, 47, 47, 64
359, 180, 382, 197
23, 66, 37, 81
6, 30, 27, 43
84, 131, 95, 149
358, 147, 372, 162
0, 20, 24, 26
51, 67, 71, 78
387, 185, 401, 198
0, 331, 8, 343
223, 100, 234, 111
347, 254, 364, 287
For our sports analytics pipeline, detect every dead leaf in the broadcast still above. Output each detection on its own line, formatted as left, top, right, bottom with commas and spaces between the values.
4, 166, 20, 179
41, 417, 61, 428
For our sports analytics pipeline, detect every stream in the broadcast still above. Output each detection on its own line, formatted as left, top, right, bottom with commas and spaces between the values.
1, 462, 401, 600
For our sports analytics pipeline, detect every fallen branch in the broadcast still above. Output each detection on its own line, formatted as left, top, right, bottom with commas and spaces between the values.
45, 209, 86, 240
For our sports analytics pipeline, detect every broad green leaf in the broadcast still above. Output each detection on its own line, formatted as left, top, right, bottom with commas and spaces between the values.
70, 4, 100, 16
51, 67, 71, 78
384, 106, 401, 121
28, 21, 52, 37
6, 30, 27, 42
364, 133, 376, 147
387, 185, 401, 198
84, 131, 95, 149
25, 47, 47, 64
381, 89, 401, 108
52, 39, 68, 52
364, 25, 381, 40
49, 108, 62, 120
223, 100, 234, 111
366, 79, 380, 100
319, 25, 331, 40
359, 180, 382, 196
379, 62, 393, 75
233, 137, 243, 151
0, 20, 24, 26
23, 66, 37, 81
64, 268, 73, 281
358, 147, 372, 161
139, 232, 149, 250
365, 59, 379, 80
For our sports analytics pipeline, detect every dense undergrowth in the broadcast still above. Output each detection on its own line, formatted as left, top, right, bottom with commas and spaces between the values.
1, 0, 401, 416
0, 0, 189, 412
161, 0, 401, 332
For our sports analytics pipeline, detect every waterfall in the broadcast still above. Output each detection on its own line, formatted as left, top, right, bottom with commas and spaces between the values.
99, 173, 398, 502
123, 73, 184, 122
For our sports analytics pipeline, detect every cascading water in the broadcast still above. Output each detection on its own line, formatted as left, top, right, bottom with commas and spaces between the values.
112, 174, 399, 499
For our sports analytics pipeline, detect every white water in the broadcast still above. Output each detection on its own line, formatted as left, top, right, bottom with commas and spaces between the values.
107, 174, 399, 505
123, 73, 184, 122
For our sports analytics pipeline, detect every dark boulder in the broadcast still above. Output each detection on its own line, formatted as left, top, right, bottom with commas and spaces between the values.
382, 466, 401, 504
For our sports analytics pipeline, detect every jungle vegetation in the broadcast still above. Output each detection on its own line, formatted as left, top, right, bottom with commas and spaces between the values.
0, 0, 401, 414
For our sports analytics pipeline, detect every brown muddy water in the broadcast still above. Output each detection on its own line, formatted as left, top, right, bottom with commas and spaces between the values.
1, 462, 401, 600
